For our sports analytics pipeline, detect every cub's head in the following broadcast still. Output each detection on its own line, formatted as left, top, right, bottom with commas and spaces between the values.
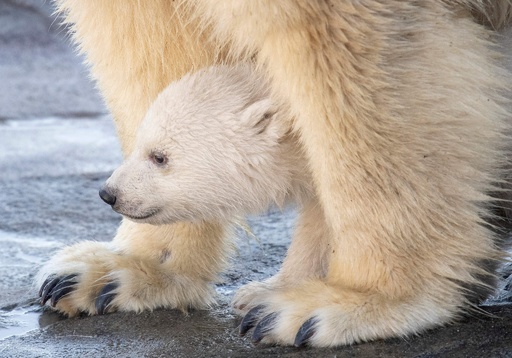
100, 65, 297, 225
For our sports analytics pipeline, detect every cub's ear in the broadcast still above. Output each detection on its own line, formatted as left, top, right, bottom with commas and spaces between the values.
240, 98, 279, 135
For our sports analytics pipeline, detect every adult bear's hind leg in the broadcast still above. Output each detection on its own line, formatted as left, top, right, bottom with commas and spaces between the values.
202, 0, 509, 346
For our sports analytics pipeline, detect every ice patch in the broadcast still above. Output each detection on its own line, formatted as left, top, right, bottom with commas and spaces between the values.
0, 230, 60, 267
0, 116, 122, 179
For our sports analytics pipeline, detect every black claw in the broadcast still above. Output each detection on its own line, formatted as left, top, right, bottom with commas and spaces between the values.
252, 312, 278, 344
40, 276, 60, 305
239, 305, 265, 336
39, 275, 56, 297
294, 317, 317, 347
95, 282, 118, 315
49, 274, 79, 307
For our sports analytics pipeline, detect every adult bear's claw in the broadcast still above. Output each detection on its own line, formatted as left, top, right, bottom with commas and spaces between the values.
39, 275, 59, 304
293, 317, 317, 347
251, 312, 278, 344
95, 282, 118, 315
239, 305, 265, 336
39, 274, 78, 307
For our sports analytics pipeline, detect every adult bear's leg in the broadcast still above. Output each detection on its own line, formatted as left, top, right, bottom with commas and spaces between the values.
199, 0, 510, 346
38, 0, 234, 316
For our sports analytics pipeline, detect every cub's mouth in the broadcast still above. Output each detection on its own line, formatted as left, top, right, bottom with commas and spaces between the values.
116, 208, 160, 221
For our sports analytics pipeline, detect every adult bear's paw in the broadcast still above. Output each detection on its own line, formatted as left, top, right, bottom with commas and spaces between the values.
38, 271, 118, 315
39, 273, 79, 309
36, 241, 215, 316
234, 280, 451, 347
36, 241, 116, 316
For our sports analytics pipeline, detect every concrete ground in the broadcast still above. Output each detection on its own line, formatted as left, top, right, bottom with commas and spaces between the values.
0, 1, 511, 357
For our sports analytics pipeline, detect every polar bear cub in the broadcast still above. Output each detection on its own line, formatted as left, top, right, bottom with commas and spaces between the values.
99, 65, 310, 225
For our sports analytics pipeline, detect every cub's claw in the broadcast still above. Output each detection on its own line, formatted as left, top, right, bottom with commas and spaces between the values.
39, 274, 78, 307
251, 312, 278, 343
95, 282, 118, 315
294, 317, 317, 347
239, 305, 265, 336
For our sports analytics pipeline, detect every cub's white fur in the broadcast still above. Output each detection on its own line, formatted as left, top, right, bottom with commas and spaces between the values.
103, 66, 309, 225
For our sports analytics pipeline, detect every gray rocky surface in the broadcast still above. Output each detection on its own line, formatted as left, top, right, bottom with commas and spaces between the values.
0, 1, 511, 357
0, 0, 105, 120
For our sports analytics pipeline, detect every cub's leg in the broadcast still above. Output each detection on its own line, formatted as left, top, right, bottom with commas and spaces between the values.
37, 0, 234, 316
200, 0, 510, 346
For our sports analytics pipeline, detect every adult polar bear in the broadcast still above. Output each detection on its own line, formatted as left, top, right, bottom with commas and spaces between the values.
39, 0, 512, 347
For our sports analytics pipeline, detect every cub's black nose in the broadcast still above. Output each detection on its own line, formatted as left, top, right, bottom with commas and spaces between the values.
99, 187, 116, 206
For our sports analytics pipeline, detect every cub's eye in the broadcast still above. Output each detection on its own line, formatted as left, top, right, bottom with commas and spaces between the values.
151, 152, 168, 166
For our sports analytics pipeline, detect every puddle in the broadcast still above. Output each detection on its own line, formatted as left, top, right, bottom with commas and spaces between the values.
0, 306, 41, 340
0, 231, 64, 340
0, 304, 66, 341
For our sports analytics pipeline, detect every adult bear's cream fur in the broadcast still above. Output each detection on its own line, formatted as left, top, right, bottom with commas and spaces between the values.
37, 0, 512, 347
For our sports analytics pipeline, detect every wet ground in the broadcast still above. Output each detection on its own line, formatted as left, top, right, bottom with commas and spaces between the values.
1, 1, 512, 357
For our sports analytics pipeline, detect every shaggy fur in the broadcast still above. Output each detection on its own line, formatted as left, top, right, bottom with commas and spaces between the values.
37, 0, 512, 347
